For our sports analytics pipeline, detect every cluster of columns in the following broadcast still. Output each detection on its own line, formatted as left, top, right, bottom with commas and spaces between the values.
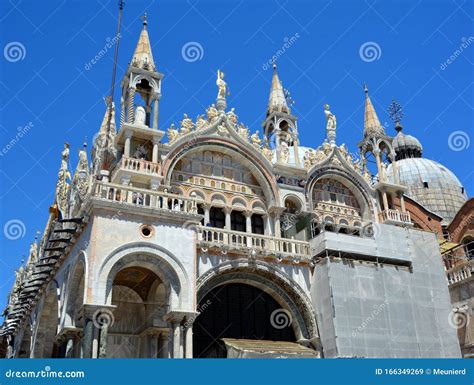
123, 130, 161, 163
201, 204, 282, 237
373, 148, 406, 213
164, 311, 197, 358
78, 306, 197, 359
123, 87, 160, 130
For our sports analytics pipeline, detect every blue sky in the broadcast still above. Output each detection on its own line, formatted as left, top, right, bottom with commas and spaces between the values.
0, 0, 473, 314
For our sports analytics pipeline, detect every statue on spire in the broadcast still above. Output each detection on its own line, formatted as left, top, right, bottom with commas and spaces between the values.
216, 70, 229, 111
324, 104, 337, 145
216, 70, 228, 99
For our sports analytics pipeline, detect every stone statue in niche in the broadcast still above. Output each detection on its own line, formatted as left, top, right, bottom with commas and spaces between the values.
134, 106, 146, 126
280, 141, 290, 164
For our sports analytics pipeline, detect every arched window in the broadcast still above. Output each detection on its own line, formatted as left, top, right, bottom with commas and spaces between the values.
231, 211, 246, 232
251, 214, 264, 235
209, 207, 225, 229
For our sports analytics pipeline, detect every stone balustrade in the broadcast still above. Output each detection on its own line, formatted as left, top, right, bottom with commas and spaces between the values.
446, 259, 474, 285
379, 208, 411, 225
93, 182, 198, 214
197, 226, 311, 260
119, 157, 160, 175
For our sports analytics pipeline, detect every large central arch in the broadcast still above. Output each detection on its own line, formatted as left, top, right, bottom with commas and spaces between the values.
195, 260, 319, 358
162, 137, 280, 207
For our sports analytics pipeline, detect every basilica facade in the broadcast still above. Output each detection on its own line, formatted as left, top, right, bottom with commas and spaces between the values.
1, 17, 469, 359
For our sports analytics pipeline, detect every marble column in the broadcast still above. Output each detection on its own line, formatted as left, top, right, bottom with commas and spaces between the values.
381, 190, 389, 211
82, 318, 93, 359
152, 137, 160, 163
274, 213, 281, 237
389, 152, 400, 185
293, 136, 300, 167
263, 214, 271, 236
124, 130, 133, 158
98, 319, 109, 359
159, 332, 169, 358
91, 325, 100, 359
224, 207, 232, 230
399, 193, 406, 212
172, 321, 181, 358
203, 204, 211, 226
127, 87, 136, 123
184, 324, 193, 358
64, 333, 75, 358
153, 94, 160, 130
244, 210, 253, 248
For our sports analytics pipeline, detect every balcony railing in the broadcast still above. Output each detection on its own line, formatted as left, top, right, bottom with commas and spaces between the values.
197, 226, 311, 260
118, 157, 160, 175
446, 259, 474, 285
379, 209, 411, 225
93, 182, 198, 215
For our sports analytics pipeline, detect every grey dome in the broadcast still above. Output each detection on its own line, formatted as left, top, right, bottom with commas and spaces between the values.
392, 131, 423, 156
387, 158, 467, 224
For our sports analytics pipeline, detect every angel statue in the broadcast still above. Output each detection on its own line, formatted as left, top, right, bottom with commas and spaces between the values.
167, 124, 179, 143
180, 113, 195, 135
250, 131, 262, 148
196, 114, 207, 130
217, 70, 229, 99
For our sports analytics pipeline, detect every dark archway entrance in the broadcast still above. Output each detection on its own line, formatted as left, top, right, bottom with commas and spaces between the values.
193, 283, 296, 358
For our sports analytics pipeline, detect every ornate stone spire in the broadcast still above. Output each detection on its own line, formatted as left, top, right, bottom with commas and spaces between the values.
267, 63, 290, 116
91, 101, 117, 177
131, 13, 155, 71
363, 84, 386, 138
55, 143, 71, 217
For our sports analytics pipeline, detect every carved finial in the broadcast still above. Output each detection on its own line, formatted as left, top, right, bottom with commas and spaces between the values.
141, 13, 148, 28
364, 83, 368, 95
